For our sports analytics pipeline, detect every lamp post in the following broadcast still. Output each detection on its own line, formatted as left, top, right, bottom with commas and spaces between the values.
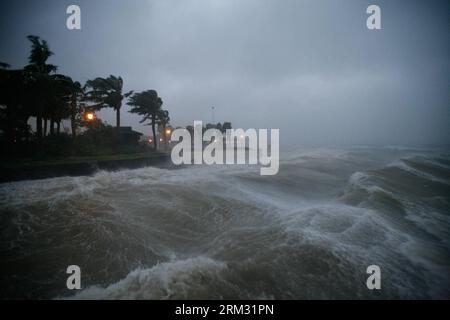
165, 128, 172, 150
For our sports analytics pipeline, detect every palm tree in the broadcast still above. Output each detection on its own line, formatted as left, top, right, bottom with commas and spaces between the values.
60, 77, 85, 137
222, 121, 232, 144
85, 75, 132, 128
222, 122, 232, 133
47, 76, 66, 135
157, 109, 170, 149
127, 90, 163, 151
24, 35, 58, 139
0, 63, 30, 142
48, 75, 85, 135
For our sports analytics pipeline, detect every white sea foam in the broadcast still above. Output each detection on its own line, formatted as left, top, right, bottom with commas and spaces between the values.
1, 147, 449, 299
67, 257, 228, 300
387, 159, 449, 185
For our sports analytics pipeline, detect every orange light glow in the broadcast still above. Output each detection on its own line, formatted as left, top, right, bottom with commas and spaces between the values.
165, 129, 171, 135
86, 112, 95, 121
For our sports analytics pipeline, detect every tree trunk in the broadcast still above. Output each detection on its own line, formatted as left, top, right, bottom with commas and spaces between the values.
50, 119, 55, 135
24, 117, 30, 142
36, 115, 43, 139
71, 112, 77, 138
43, 118, 48, 136
151, 116, 157, 151
116, 107, 121, 128
163, 125, 167, 150
57, 121, 61, 134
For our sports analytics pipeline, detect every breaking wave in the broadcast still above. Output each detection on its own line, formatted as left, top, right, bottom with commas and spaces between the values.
1, 146, 449, 299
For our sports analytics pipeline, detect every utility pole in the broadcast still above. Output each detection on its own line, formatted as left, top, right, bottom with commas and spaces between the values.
211, 106, 215, 124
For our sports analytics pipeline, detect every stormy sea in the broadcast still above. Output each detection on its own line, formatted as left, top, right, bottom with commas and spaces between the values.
1, 146, 449, 299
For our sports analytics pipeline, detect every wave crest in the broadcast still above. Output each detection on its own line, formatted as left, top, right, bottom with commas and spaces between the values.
67, 257, 229, 300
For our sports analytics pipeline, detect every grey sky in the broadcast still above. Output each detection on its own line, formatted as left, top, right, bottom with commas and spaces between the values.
1, 0, 448, 146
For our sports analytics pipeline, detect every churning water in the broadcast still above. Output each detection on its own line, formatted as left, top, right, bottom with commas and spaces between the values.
0, 146, 449, 299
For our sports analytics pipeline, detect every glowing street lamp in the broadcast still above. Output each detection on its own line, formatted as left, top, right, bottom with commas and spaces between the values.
165, 128, 172, 144
85, 112, 95, 121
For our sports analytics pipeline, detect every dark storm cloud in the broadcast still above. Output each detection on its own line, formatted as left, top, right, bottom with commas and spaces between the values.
1, 0, 448, 146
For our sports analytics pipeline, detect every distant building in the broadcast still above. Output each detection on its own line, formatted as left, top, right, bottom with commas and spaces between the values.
118, 127, 143, 144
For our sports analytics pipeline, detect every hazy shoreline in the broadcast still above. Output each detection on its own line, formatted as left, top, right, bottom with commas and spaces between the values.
0, 153, 172, 183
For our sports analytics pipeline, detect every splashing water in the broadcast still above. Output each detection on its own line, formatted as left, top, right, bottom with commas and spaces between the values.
1, 146, 449, 299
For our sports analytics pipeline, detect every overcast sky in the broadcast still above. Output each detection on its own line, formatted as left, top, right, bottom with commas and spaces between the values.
0, 0, 448, 146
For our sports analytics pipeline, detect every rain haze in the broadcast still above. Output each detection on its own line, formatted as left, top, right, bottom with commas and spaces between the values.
0, 0, 448, 146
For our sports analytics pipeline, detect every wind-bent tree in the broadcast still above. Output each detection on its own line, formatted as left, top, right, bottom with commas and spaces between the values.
157, 109, 170, 149
24, 35, 58, 139
61, 77, 85, 137
128, 90, 163, 151
85, 75, 132, 128
0, 63, 30, 143
44, 75, 85, 137
222, 122, 232, 133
